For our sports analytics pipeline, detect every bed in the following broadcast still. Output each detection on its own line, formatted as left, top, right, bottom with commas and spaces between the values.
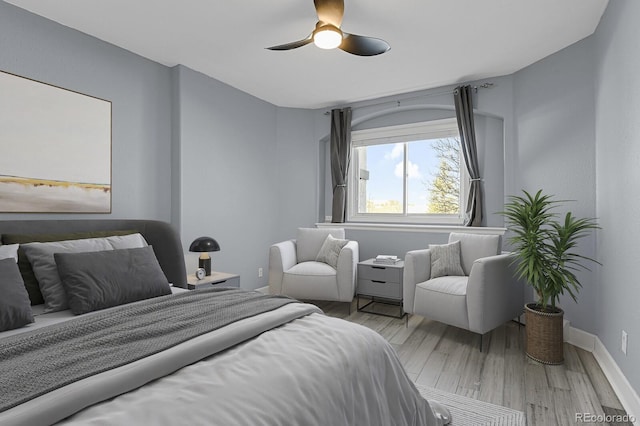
0, 219, 447, 426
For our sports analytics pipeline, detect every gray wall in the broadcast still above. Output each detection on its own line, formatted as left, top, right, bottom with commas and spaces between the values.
274, 107, 320, 238
594, 0, 640, 394
172, 65, 282, 289
0, 1, 173, 222
512, 37, 599, 333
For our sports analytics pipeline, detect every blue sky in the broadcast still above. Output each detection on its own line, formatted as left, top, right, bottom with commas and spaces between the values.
363, 140, 440, 213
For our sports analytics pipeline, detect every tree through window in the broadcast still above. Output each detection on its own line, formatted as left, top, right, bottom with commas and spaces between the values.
427, 137, 461, 214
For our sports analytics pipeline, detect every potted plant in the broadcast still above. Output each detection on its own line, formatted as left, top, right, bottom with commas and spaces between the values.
501, 189, 599, 364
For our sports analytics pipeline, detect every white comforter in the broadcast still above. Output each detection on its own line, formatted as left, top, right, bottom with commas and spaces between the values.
2, 302, 441, 426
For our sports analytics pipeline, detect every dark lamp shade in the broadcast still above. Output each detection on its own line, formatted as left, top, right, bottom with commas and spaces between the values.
189, 237, 220, 253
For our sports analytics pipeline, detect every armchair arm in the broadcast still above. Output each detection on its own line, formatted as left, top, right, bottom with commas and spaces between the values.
403, 249, 432, 314
466, 253, 524, 334
336, 240, 359, 302
268, 240, 297, 295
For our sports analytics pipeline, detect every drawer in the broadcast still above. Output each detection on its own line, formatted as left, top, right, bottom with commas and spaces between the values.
358, 263, 402, 283
187, 275, 240, 290
357, 279, 402, 300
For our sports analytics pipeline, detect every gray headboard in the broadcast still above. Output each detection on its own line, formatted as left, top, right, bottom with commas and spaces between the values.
0, 219, 187, 288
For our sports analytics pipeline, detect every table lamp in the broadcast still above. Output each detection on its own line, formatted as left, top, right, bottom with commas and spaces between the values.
189, 236, 220, 276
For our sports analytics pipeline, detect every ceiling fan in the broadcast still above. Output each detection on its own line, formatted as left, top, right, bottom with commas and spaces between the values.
266, 0, 390, 56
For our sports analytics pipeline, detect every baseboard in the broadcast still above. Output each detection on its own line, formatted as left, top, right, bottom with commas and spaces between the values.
592, 337, 640, 424
566, 324, 595, 352
566, 325, 639, 424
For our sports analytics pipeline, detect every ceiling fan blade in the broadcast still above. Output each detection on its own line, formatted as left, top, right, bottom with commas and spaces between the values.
266, 36, 313, 51
314, 0, 344, 27
339, 33, 390, 56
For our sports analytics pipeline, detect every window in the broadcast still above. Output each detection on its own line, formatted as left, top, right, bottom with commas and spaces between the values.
348, 118, 467, 224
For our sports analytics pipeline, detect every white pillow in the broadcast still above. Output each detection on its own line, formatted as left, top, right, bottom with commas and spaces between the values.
315, 234, 348, 269
21, 234, 148, 313
0, 244, 19, 262
104, 233, 149, 249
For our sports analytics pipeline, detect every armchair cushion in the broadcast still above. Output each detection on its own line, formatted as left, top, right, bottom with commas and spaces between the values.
316, 234, 348, 269
449, 233, 501, 275
428, 240, 465, 279
419, 275, 468, 296
282, 261, 339, 300
415, 276, 469, 330
296, 228, 345, 262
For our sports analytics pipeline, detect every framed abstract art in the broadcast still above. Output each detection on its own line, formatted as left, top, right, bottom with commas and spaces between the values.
0, 70, 111, 213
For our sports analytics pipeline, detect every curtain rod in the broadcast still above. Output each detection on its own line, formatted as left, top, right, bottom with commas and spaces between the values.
323, 82, 494, 115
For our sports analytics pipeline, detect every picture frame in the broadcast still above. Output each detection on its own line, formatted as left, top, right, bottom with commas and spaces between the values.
0, 69, 112, 213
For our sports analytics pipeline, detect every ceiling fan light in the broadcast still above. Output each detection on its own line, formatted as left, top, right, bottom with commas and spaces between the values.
313, 25, 343, 49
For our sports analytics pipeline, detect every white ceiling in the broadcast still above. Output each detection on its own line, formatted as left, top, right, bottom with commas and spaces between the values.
6, 0, 608, 109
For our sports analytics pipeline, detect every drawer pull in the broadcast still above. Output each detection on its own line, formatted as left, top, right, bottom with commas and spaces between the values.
372, 266, 386, 270
372, 280, 386, 284
212, 280, 227, 285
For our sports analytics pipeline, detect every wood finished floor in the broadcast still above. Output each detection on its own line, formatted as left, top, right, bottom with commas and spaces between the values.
314, 299, 632, 426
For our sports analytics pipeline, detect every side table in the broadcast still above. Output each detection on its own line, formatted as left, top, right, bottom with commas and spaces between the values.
357, 258, 405, 319
186, 271, 240, 290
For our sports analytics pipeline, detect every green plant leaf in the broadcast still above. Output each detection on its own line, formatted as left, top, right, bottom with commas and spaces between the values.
499, 189, 599, 310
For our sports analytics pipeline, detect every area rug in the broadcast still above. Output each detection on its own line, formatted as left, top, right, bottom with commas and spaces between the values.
416, 385, 526, 426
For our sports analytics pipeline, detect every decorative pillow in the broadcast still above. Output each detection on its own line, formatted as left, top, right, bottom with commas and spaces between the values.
55, 246, 172, 315
315, 234, 348, 269
21, 233, 148, 313
3, 230, 140, 305
0, 244, 19, 262
296, 228, 346, 262
429, 240, 465, 279
0, 258, 34, 331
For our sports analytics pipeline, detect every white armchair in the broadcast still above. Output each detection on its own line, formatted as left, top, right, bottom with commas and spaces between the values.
403, 232, 523, 347
268, 228, 359, 305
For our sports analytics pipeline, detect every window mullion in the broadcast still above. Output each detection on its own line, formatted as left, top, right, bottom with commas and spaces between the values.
403, 143, 408, 216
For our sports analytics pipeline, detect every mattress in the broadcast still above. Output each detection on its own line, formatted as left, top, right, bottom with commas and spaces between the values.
0, 290, 442, 426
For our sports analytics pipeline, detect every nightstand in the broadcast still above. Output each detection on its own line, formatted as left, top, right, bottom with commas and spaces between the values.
186, 271, 240, 290
357, 258, 405, 318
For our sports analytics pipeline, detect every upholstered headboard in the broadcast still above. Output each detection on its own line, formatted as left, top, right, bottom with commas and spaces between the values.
0, 219, 187, 288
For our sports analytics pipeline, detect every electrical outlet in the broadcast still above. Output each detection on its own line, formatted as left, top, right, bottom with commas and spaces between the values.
258, 267, 263, 278
621, 330, 628, 355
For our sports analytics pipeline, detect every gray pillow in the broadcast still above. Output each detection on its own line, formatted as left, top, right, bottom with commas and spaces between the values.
315, 234, 348, 269
0, 258, 34, 331
55, 246, 172, 315
429, 240, 465, 279
3, 229, 141, 306
21, 234, 148, 313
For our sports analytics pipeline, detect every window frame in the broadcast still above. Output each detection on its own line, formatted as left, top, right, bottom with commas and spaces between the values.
347, 118, 468, 225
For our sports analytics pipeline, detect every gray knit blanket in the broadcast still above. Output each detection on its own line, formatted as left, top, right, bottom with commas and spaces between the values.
0, 288, 296, 412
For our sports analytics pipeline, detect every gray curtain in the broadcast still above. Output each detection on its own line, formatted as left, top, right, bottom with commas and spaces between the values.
454, 85, 483, 226
330, 107, 352, 223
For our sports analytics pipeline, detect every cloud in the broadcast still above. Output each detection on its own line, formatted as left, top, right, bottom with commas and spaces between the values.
385, 143, 403, 160
394, 161, 422, 179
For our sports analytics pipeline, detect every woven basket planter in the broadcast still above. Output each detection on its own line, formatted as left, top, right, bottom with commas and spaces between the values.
525, 303, 564, 365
